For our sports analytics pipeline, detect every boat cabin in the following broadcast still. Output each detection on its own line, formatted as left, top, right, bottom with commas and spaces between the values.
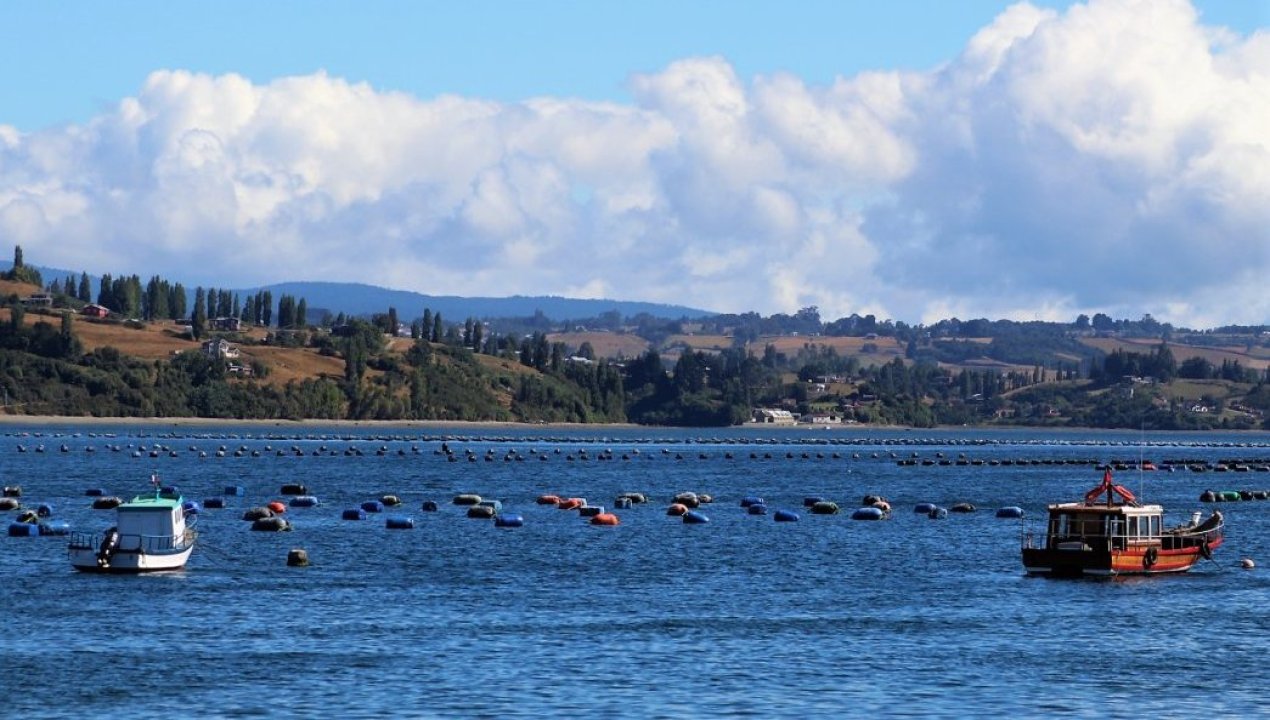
1044, 503, 1163, 552
114, 494, 187, 553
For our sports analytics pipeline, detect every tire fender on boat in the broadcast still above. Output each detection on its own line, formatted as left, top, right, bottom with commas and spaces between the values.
1200, 541, 1212, 560
1143, 546, 1159, 569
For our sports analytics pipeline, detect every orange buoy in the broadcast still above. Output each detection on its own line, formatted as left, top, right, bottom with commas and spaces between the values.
267, 501, 287, 515
666, 503, 689, 516
590, 513, 620, 526
557, 498, 583, 511
536, 494, 562, 505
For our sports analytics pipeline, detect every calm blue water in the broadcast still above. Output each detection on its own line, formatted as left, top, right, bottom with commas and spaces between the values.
4, 423, 1270, 718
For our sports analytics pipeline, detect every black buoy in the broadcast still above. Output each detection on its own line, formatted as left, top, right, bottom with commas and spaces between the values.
287, 548, 310, 567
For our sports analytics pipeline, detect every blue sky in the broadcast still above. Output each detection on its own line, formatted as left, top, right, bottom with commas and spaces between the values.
4, 0, 1263, 131
0, 0, 1267, 327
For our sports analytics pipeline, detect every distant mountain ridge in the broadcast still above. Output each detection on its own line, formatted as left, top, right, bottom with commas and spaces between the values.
7, 262, 713, 322
242, 282, 714, 322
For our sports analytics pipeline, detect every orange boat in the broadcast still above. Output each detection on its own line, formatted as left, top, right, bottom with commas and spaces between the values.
1021, 470, 1223, 577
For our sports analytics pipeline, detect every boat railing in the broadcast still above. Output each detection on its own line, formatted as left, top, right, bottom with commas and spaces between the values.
68, 531, 98, 550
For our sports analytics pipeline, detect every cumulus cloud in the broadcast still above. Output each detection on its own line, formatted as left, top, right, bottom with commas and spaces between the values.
0, 0, 1265, 327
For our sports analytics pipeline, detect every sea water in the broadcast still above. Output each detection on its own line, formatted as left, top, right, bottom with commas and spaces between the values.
3, 423, 1270, 718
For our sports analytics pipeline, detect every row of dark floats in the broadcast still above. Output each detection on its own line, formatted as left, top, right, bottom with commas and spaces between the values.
2, 478, 1020, 539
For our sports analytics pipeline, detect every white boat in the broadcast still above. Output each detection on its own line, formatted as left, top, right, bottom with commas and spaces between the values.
68, 479, 196, 573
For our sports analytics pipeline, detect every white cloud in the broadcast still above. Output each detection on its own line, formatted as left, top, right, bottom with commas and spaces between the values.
0, 0, 1265, 327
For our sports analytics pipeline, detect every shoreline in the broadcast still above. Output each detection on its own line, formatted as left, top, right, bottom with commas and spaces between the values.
0, 413, 1266, 436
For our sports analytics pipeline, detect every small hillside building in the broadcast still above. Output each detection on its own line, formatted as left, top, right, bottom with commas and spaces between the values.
201, 338, 240, 360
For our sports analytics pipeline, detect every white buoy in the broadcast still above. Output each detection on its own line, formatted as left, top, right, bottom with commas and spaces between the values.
1241, 557, 1255, 570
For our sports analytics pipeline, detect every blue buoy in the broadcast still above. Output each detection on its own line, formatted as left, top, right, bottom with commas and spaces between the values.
740, 496, 765, 508
995, 506, 1025, 519
773, 509, 800, 522
851, 507, 885, 520
802, 496, 826, 508
385, 515, 414, 530
361, 500, 385, 513
494, 513, 524, 528
8, 522, 40, 537
682, 510, 710, 524
289, 496, 320, 508
747, 504, 768, 515
36, 503, 54, 517
928, 507, 949, 519
224, 486, 245, 497
914, 502, 937, 514
182, 501, 200, 515
421, 500, 439, 512
342, 508, 367, 521
39, 520, 71, 536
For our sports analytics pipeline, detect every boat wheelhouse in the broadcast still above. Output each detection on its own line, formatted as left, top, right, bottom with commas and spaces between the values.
68, 480, 196, 573
1021, 470, 1222, 577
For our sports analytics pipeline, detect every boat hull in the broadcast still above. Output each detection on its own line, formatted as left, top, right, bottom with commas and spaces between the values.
1022, 539, 1221, 577
69, 545, 193, 573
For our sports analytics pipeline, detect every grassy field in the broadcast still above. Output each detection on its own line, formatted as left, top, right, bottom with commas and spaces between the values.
1081, 337, 1270, 371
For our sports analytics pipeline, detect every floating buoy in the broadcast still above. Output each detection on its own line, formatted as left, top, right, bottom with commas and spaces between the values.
380, 495, 403, 507
39, 520, 71, 536
1242, 558, 1256, 569
182, 501, 200, 516
7, 522, 39, 537
1199, 490, 1217, 503
536, 494, 562, 506
666, 503, 688, 517
618, 492, 648, 504
0, 497, 18, 511
242, 507, 274, 521
92, 496, 123, 510
951, 503, 976, 513
740, 496, 765, 508
928, 507, 949, 519
203, 497, 226, 509
802, 496, 825, 508
286, 549, 310, 567
672, 492, 700, 508
361, 500, 384, 513
995, 506, 1025, 519
613, 497, 633, 509
421, 500, 439, 512
452, 494, 482, 506
267, 501, 287, 515
289, 496, 320, 508
251, 516, 291, 532
84, 488, 106, 497
280, 484, 307, 496
851, 507, 885, 521
494, 513, 524, 528
747, 504, 768, 515
35, 503, 54, 517
467, 505, 496, 519
682, 510, 710, 524
2, 486, 21, 498
385, 515, 414, 530
811, 501, 840, 515
223, 485, 245, 497
342, 508, 367, 521
578, 505, 604, 518
773, 510, 800, 522
590, 512, 620, 526
557, 498, 584, 511
914, 502, 937, 514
